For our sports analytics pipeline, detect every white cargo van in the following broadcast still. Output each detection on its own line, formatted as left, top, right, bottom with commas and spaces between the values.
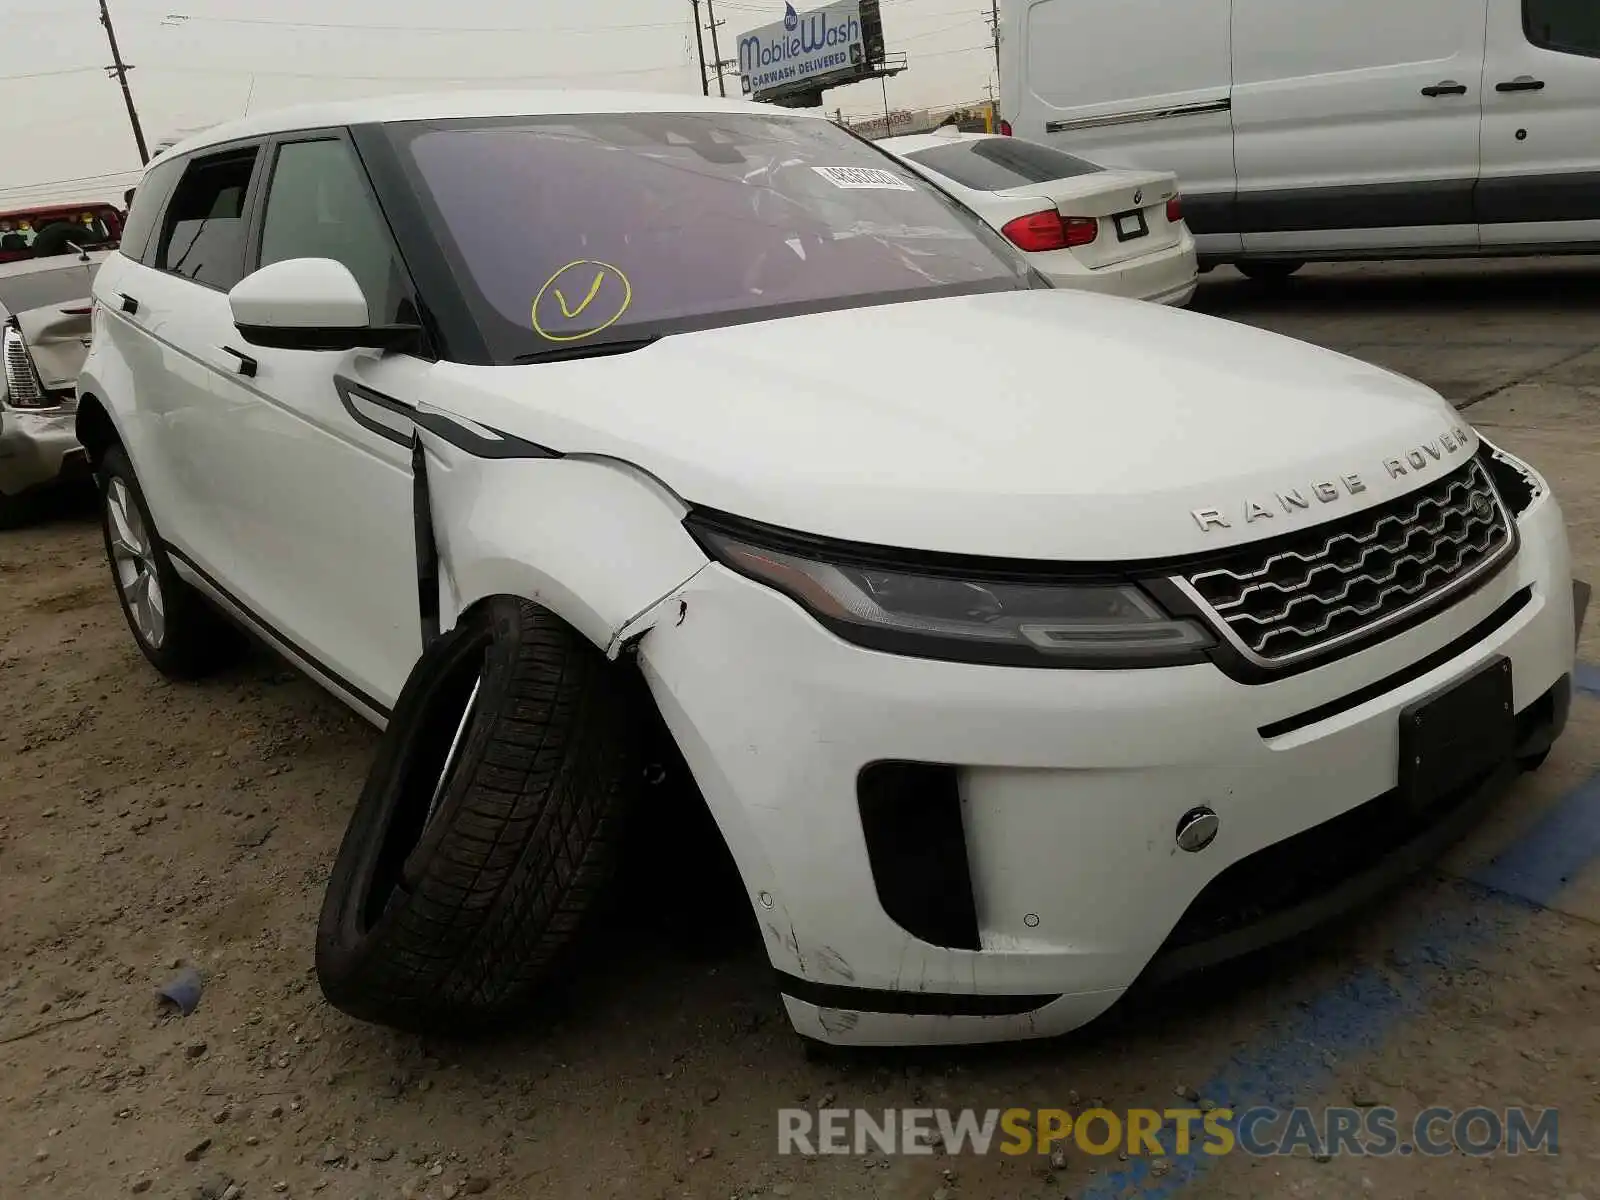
1001, 0, 1600, 278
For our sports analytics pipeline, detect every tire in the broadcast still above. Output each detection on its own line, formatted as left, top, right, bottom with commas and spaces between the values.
1518, 748, 1551, 773
99, 444, 243, 679
1236, 260, 1305, 284
316, 595, 643, 1034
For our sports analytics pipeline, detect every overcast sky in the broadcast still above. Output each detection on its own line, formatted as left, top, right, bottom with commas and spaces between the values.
0, 0, 997, 207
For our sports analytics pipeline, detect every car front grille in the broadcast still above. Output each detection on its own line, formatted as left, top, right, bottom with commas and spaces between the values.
1175, 455, 1513, 667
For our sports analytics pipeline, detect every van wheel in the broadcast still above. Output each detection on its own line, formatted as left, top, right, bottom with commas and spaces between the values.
316, 596, 642, 1034
1237, 260, 1305, 284
99, 444, 243, 679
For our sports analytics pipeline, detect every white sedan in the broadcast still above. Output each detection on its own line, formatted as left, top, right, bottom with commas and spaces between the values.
880, 129, 1199, 306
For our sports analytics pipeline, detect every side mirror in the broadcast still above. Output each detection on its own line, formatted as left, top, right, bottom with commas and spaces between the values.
228, 258, 419, 352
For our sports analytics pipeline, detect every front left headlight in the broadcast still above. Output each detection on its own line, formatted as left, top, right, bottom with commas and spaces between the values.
688, 516, 1215, 669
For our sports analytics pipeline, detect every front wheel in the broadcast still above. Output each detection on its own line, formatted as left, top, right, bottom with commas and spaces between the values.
316, 596, 644, 1034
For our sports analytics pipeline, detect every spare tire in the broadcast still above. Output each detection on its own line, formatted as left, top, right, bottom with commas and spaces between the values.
316, 595, 642, 1033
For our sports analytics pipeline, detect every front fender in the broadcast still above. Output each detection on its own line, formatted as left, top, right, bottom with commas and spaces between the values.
420, 433, 710, 656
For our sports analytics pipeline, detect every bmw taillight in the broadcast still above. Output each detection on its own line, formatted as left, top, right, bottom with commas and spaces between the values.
1000, 210, 1097, 252
998, 119, 1013, 136
1166, 195, 1184, 224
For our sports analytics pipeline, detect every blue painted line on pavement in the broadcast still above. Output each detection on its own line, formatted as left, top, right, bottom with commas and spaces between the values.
1081, 693, 1600, 1198
1081, 903, 1516, 1199
1573, 661, 1600, 699
1470, 769, 1600, 906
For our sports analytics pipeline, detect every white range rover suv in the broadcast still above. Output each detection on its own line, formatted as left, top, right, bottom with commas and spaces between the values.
78, 91, 1586, 1048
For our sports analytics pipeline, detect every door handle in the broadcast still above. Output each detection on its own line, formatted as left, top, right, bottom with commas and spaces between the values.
118, 293, 139, 315
221, 346, 258, 378
1496, 75, 1546, 92
1421, 81, 1468, 97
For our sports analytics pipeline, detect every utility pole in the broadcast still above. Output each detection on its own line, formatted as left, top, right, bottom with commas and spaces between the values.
989, 0, 1001, 92
689, 0, 710, 96
704, 0, 729, 97
99, 0, 150, 165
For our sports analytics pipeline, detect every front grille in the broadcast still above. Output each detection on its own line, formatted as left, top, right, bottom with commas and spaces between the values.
1177, 456, 1513, 667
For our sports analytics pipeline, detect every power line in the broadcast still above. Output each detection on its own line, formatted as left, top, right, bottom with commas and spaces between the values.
0, 173, 143, 197
0, 66, 104, 82
899, 18, 985, 43
913, 43, 993, 59
154, 12, 690, 35
147, 61, 693, 84
0, 177, 144, 204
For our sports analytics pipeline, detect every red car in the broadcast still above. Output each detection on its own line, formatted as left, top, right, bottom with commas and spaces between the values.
0, 203, 124, 265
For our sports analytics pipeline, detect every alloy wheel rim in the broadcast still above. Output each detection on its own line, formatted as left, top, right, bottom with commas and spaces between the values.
106, 477, 166, 650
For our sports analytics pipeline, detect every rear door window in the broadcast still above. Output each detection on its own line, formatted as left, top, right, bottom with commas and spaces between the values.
1524, 0, 1600, 56
155, 147, 261, 291
904, 139, 1104, 192
119, 156, 186, 265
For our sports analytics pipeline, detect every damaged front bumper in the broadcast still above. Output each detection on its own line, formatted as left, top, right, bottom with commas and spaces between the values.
635, 487, 1581, 1046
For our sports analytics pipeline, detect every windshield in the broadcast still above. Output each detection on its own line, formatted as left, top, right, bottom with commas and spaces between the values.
385, 112, 1036, 362
0, 207, 121, 264
903, 139, 1104, 193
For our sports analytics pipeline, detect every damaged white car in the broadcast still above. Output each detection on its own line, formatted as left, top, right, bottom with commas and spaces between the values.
0, 251, 104, 525
79, 93, 1585, 1047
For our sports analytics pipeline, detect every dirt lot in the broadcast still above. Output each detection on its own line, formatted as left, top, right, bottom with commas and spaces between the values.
4, 260, 1600, 1200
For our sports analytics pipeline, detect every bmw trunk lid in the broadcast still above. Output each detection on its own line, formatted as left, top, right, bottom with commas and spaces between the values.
998, 168, 1182, 267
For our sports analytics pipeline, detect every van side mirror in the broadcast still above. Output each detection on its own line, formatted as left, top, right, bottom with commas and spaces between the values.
229, 258, 419, 352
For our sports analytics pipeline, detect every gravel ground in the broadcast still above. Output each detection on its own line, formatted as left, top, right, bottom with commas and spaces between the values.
3, 259, 1600, 1200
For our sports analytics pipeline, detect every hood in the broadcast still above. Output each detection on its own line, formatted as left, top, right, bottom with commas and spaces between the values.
14, 298, 94, 392
436, 289, 1475, 562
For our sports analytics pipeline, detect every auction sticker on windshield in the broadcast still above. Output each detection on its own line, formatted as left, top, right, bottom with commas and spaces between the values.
813, 166, 915, 191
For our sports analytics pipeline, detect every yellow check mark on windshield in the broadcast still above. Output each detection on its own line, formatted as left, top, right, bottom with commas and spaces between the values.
553, 272, 606, 321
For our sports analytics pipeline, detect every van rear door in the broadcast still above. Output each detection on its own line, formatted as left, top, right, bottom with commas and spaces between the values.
1231, 0, 1489, 257
1000, 0, 1238, 259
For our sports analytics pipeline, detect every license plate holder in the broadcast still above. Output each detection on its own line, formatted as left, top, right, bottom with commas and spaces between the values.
1398, 655, 1515, 813
1114, 209, 1149, 242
